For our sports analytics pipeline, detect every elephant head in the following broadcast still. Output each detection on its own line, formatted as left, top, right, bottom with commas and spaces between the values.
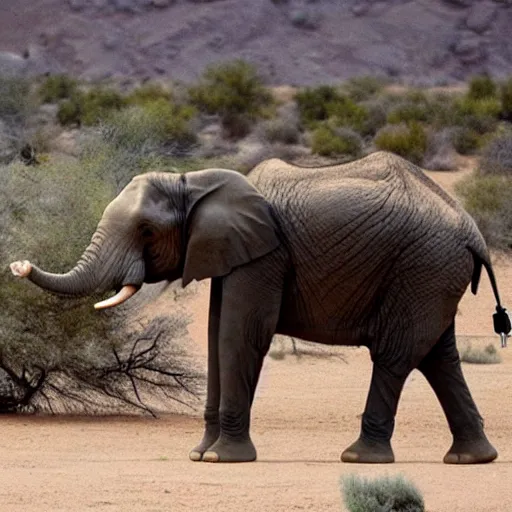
10, 169, 280, 309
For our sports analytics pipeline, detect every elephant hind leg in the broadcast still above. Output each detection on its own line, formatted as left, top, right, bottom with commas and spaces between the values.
342, 362, 411, 463
418, 322, 497, 464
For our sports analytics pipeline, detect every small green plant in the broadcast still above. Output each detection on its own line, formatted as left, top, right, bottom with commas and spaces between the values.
39, 74, 78, 103
460, 343, 502, 364
467, 75, 497, 101
374, 122, 427, 164
189, 60, 273, 139
311, 125, 362, 157
341, 474, 425, 512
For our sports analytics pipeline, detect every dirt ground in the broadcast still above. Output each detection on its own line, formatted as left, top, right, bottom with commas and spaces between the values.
2, 163, 512, 512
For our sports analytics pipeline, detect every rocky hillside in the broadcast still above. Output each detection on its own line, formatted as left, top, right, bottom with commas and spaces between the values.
0, 0, 511, 85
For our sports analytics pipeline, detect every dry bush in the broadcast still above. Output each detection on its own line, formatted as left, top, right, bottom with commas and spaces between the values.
341, 474, 425, 512
0, 158, 203, 415
479, 131, 512, 176
423, 128, 458, 171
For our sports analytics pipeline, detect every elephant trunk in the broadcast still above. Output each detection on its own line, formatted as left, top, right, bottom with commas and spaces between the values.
27, 236, 105, 297
25, 228, 138, 298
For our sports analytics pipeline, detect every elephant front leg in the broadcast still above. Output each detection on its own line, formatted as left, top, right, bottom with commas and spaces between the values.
189, 278, 222, 462
201, 267, 282, 463
342, 362, 409, 463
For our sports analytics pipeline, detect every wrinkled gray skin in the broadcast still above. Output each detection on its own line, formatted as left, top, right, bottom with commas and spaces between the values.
11, 152, 501, 464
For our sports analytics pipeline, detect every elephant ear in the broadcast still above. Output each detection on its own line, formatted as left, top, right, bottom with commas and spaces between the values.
182, 169, 280, 286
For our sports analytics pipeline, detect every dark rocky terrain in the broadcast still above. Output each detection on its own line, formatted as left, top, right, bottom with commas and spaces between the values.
0, 0, 511, 86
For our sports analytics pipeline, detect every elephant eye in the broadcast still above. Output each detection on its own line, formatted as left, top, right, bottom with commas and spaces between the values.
141, 226, 154, 239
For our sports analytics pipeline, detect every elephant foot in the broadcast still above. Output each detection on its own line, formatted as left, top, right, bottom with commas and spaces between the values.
341, 437, 395, 464
189, 425, 220, 462
202, 435, 257, 463
443, 436, 498, 464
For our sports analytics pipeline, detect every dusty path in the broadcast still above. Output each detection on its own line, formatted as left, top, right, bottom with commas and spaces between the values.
2, 162, 512, 512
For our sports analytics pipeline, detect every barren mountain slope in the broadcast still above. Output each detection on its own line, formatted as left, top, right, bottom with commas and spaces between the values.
1, 0, 511, 85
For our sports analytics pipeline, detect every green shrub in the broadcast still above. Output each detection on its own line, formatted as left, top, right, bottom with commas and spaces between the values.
39, 74, 78, 103
57, 87, 126, 127
450, 126, 481, 155
460, 343, 502, 364
341, 474, 425, 512
295, 85, 368, 133
452, 97, 501, 134
468, 75, 497, 100
329, 97, 369, 134
189, 60, 273, 138
342, 75, 387, 102
295, 85, 341, 126
126, 82, 173, 106
311, 125, 362, 157
456, 173, 512, 249
501, 77, 512, 121
427, 91, 462, 128
374, 122, 427, 164
387, 101, 430, 125
57, 98, 82, 126
80, 87, 126, 125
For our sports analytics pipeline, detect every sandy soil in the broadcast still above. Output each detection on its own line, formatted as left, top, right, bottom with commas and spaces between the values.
2, 163, 512, 512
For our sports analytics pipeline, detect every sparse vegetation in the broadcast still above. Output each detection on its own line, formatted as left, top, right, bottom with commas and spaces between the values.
341, 474, 425, 512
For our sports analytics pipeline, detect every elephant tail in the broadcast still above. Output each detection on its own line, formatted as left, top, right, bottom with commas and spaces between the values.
468, 246, 511, 342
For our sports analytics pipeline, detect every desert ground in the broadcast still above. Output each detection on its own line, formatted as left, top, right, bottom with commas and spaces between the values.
1, 162, 512, 512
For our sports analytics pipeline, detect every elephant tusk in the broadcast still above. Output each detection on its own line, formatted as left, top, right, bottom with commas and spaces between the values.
94, 285, 138, 310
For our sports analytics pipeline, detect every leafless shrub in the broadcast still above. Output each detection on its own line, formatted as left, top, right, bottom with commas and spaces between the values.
479, 131, 512, 176
422, 128, 458, 171
0, 159, 203, 415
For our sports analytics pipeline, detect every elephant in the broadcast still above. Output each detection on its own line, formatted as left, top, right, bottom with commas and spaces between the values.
10, 151, 510, 464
